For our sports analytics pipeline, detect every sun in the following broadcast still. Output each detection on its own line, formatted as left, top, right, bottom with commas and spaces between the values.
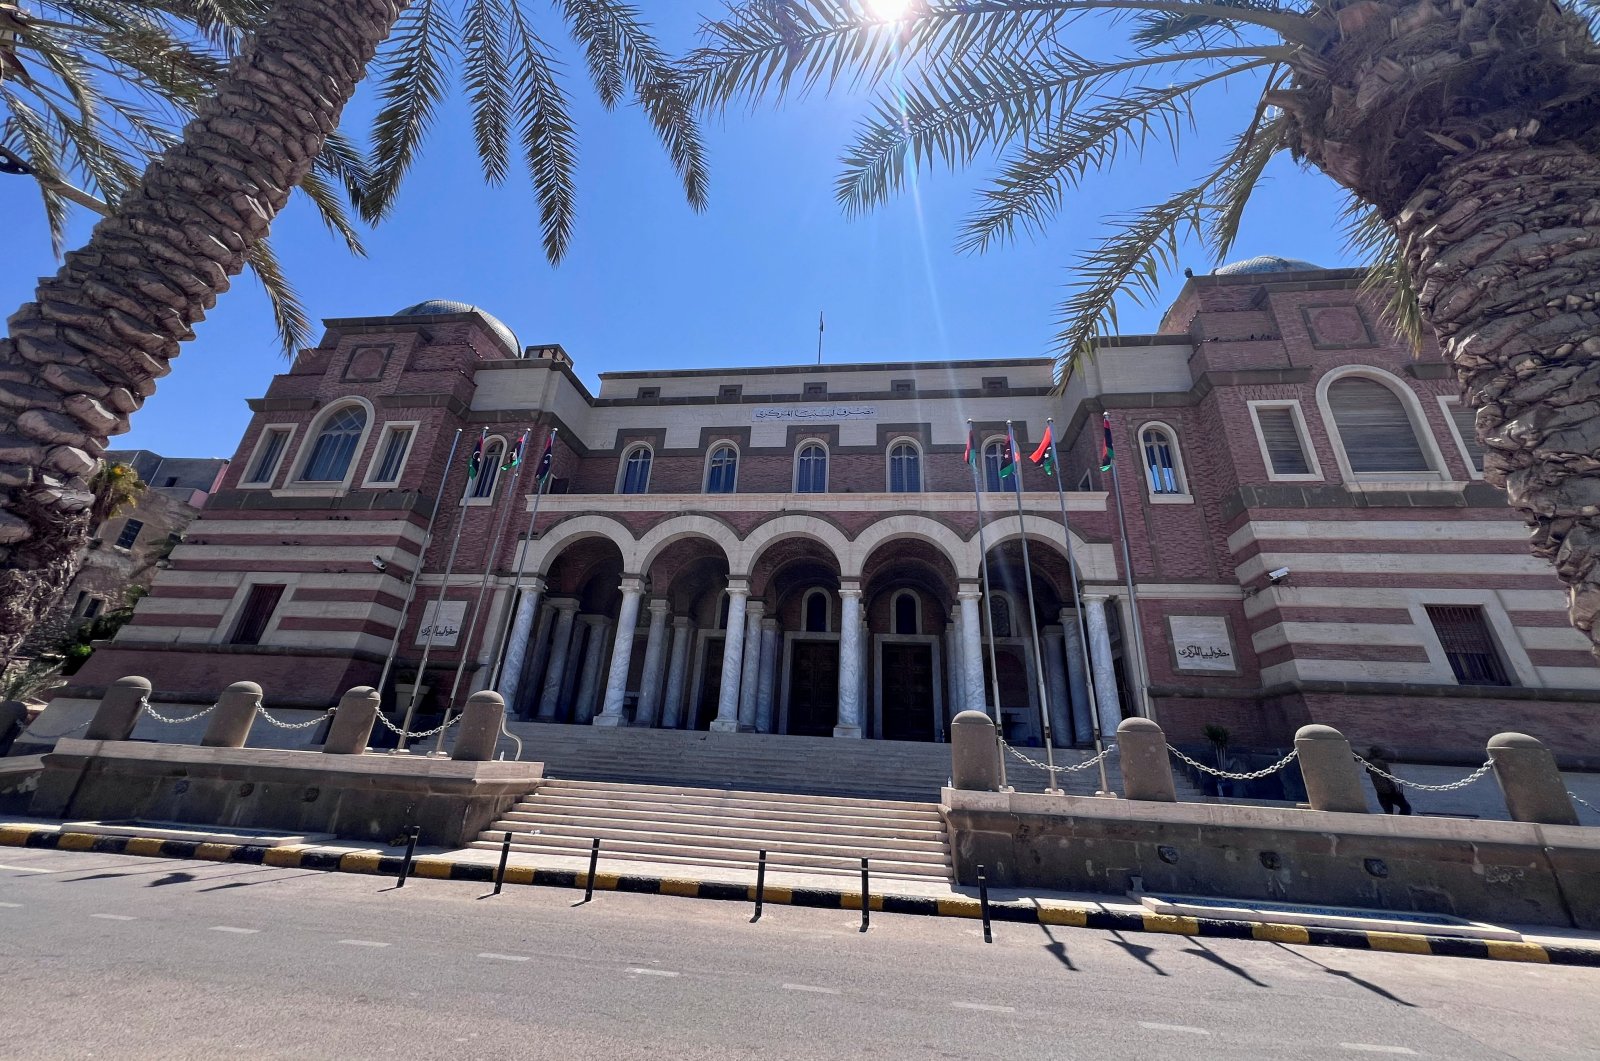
868, 0, 913, 20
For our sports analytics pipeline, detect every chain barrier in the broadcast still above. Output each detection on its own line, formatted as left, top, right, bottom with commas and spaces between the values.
1168, 744, 1299, 781
255, 706, 335, 731
140, 698, 215, 725
373, 708, 462, 742
1000, 738, 1118, 774
1568, 790, 1599, 818
1354, 754, 1493, 793
14, 717, 90, 741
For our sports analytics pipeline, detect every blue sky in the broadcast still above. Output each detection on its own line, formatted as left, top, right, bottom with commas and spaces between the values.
0, 8, 1359, 460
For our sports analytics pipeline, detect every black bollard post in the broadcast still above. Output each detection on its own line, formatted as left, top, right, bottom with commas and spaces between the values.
860, 857, 870, 932
396, 825, 420, 888
583, 837, 601, 903
492, 831, 513, 896
977, 864, 992, 944
754, 849, 768, 922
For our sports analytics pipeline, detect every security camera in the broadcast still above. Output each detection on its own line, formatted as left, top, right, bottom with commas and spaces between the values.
1267, 566, 1290, 583
371, 556, 387, 572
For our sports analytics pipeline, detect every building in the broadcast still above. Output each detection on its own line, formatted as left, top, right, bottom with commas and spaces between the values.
42, 265, 1600, 766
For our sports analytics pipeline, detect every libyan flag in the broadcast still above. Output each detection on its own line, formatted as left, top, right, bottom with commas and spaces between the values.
467, 430, 486, 480
1100, 413, 1115, 472
999, 427, 1020, 479
1029, 423, 1054, 476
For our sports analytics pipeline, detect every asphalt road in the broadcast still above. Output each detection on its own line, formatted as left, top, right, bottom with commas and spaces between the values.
2, 848, 1598, 1060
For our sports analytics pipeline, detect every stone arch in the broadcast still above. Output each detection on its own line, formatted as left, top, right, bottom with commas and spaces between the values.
845, 514, 965, 580
736, 514, 850, 577
528, 514, 638, 576
969, 514, 1115, 583
636, 514, 738, 573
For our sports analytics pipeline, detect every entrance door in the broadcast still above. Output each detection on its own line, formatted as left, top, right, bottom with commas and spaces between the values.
787, 640, 838, 736
881, 642, 935, 741
692, 636, 723, 730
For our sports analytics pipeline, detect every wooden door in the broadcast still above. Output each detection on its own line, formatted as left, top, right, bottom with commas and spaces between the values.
881, 642, 935, 741
786, 640, 839, 736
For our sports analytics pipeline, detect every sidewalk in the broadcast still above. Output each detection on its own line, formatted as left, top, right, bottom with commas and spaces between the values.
5, 814, 1599, 967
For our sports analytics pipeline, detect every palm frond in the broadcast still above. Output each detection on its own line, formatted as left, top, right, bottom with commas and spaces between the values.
366, 0, 455, 220
463, 0, 514, 184
1342, 198, 1425, 352
244, 237, 314, 355
295, 169, 367, 257
506, 3, 579, 262
3, 88, 72, 253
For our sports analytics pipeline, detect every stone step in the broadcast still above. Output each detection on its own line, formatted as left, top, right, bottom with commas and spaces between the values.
494, 815, 950, 857
511, 797, 947, 834
469, 836, 948, 881
538, 778, 944, 815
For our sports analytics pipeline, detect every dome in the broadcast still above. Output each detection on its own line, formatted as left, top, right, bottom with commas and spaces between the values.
1213, 255, 1323, 276
393, 299, 520, 357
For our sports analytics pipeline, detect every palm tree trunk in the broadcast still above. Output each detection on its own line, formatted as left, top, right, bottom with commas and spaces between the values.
0, 0, 403, 663
1392, 136, 1600, 653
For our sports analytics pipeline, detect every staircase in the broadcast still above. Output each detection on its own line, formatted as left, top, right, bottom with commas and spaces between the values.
474, 778, 952, 882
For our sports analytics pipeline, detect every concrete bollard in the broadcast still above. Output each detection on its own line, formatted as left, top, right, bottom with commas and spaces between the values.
451, 690, 505, 762
1117, 717, 1177, 802
1488, 732, 1579, 826
201, 681, 263, 748
1294, 724, 1369, 813
321, 686, 381, 754
950, 710, 1001, 791
84, 675, 152, 742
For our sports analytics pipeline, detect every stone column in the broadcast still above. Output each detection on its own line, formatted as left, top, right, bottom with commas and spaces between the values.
1488, 732, 1579, 825
957, 585, 986, 719
1059, 608, 1092, 746
858, 614, 870, 729
451, 691, 504, 762
711, 581, 749, 733
201, 681, 263, 749
950, 710, 1000, 791
322, 686, 381, 755
1041, 625, 1070, 748
633, 598, 672, 728
536, 599, 580, 720
756, 618, 780, 733
559, 610, 588, 713
85, 675, 151, 742
1117, 717, 1177, 802
945, 608, 964, 718
1295, 724, 1369, 813
470, 586, 510, 694
517, 602, 556, 717
1082, 592, 1123, 739
661, 616, 693, 729
737, 600, 768, 731
835, 583, 863, 738
596, 576, 645, 726
572, 616, 609, 724
497, 578, 545, 707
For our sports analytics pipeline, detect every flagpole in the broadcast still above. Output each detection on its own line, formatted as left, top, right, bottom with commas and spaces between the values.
486, 427, 557, 693
1103, 414, 1155, 718
817, 310, 824, 365
375, 428, 462, 698
1005, 421, 1060, 793
966, 420, 1008, 791
434, 433, 531, 753
396, 429, 484, 752
1045, 417, 1112, 797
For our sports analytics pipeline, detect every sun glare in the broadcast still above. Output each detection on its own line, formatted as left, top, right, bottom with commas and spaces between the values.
869, 0, 913, 20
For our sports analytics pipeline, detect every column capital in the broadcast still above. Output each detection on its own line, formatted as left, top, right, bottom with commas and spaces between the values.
760, 616, 779, 632
671, 614, 693, 629
579, 613, 610, 629
515, 574, 548, 594
726, 579, 751, 596
1042, 624, 1064, 637
647, 597, 671, 616
957, 586, 982, 602
618, 575, 646, 595
745, 599, 767, 619
1080, 588, 1112, 603
550, 596, 581, 614
839, 581, 862, 599
1058, 606, 1077, 623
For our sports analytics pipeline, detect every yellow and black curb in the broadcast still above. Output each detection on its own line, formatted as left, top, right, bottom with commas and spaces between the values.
5, 823, 1597, 968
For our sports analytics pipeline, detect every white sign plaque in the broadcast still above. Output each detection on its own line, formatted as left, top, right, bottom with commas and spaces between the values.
752, 405, 877, 422
1168, 615, 1235, 672
416, 600, 467, 648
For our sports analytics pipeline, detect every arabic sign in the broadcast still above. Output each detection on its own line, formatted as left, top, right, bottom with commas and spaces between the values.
752, 406, 877, 422
416, 600, 466, 648
1168, 615, 1236, 673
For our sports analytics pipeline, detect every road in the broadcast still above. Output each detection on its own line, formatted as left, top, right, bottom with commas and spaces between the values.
2, 847, 1598, 1060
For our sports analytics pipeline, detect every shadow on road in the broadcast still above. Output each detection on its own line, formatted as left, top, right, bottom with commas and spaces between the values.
1183, 941, 1268, 987
1036, 924, 1079, 971
1107, 930, 1168, 976
1273, 943, 1415, 1007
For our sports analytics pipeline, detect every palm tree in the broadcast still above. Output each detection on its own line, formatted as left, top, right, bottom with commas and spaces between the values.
687, 0, 1600, 654
0, 0, 706, 662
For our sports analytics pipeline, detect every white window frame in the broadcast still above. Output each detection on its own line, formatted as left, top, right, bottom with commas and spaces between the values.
464, 435, 508, 506
980, 435, 1018, 493
1136, 420, 1193, 504
885, 437, 924, 493
281, 397, 375, 496
361, 420, 420, 488
793, 439, 829, 493
890, 589, 922, 635
704, 442, 741, 495
1437, 396, 1486, 481
240, 423, 296, 489
212, 574, 301, 648
1316, 366, 1449, 484
1404, 592, 1537, 688
1246, 400, 1323, 482
615, 443, 654, 495
800, 587, 833, 633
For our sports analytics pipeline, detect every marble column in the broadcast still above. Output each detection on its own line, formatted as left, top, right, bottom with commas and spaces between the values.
596, 577, 645, 726
858, 615, 869, 732
572, 617, 610, 724
496, 578, 546, 705
945, 607, 964, 718
469, 587, 511, 694
535, 599, 580, 720
559, 610, 589, 716
835, 583, 863, 738
517, 602, 557, 714
1021, 636, 1043, 745
736, 600, 767, 731
710, 581, 749, 733
1083, 592, 1123, 739
1060, 607, 1092, 746
957, 585, 987, 719
661, 616, 694, 729
634, 598, 672, 728
1041, 625, 1071, 748
755, 618, 780, 733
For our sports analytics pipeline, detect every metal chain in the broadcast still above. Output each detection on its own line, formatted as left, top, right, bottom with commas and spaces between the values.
255, 706, 335, 731
140, 698, 215, 725
373, 709, 462, 741
15, 717, 90, 741
1000, 738, 1118, 773
1568, 790, 1599, 818
1355, 754, 1493, 793
1168, 744, 1299, 781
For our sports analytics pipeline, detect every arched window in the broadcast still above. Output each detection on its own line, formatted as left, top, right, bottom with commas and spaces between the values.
1327, 376, 1432, 473
470, 438, 505, 499
888, 441, 922, 493
983, 438, 1018, 492
299, 405, 366, 482
802, 588, 831, 633
795, 443, 827, 493
892, 590, 921, 635
619, 445, 652, 495
988, 595, 1012, 638
1140, 425, 1184, 495
706, 444, 739, 494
